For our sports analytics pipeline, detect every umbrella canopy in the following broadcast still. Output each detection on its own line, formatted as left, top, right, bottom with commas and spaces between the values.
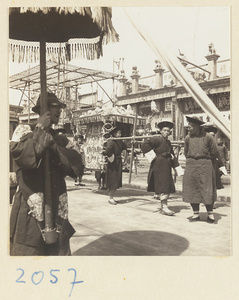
9, 7, 119, 42
9, 7, 119, 63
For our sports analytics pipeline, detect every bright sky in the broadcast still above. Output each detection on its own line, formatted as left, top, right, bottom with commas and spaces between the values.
9, 6, 230, 105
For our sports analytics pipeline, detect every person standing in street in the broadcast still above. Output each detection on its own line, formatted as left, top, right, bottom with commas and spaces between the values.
202, 123, 225, 190
183, 116, 225, 223
103, 126, 127, 205
71, 135, 85, 187
217, 137, 229, 172
10, 92, 81, 256
141, 121, 183, 216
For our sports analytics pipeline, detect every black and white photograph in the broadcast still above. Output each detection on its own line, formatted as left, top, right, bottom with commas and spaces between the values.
2, 1, 239, 299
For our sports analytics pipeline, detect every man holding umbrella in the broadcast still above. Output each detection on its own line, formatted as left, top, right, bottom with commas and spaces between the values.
9, 6, 119, 255
10, 92, 80, 256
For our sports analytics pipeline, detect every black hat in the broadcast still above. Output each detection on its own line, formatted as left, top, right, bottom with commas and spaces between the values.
157, 121, 174, 129
202, 122, 218, 133
32, 92, 66, 114
102, 123, 118, 138
186, 116, 205, 126
103, 126, 118, 138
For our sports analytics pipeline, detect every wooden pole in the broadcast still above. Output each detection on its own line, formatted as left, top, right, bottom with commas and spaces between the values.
128, 113, 137, 184
109, 135, 184, 145
40, 39, 47, 114
28, 80, 30, 123
40, 38, 57, 244
27, 65, 30, 123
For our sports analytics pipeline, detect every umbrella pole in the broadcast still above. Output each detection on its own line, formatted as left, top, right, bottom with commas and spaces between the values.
40, 39, 58, 244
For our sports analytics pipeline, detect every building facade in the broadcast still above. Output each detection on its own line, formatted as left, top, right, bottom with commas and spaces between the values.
116, 45, 230, 148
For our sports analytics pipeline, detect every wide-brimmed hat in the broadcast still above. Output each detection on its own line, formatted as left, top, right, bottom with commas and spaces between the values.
186, 116, 205, 126
103, 127, 118, 138
32, 92, 66, 114
201, 122, 218, 133
102, 123, 118, 138
157, 121, 174, 129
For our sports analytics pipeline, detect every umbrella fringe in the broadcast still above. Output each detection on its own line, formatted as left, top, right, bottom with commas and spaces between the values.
9, 37, 108, 63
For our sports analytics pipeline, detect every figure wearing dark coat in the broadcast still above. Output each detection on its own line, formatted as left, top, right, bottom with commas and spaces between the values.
217, 143, 229, 166
103, 139, 127, 190
183, 132, 223, 204
10, 123, 82, 256
141, 135, 179, 194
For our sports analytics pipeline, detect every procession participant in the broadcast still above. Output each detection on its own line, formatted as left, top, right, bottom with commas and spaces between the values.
141, 121, 183, 216
10, 92, 81, 256
95, 166, 107, 190
95, 141, 107, 190
56, 130, 85, 187
202, 123, 224, 190
72, 135, 85, 187
216, 137, 229, 171
103, 126, 127, 205
183, 116, 225, 223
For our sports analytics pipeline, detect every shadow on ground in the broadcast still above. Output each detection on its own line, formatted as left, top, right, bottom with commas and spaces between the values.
67, 187, 94, 192
195, 211, 229, 223
91, 188, 154, 197
169, 204, 191, 214
115, 198, 152, 204
72, 230, 189, 256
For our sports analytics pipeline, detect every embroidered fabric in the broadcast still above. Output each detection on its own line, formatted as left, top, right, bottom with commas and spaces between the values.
11, 124, 32, 142
58, 193, 68, 219
27, 192, 44, 221
9, 172, 17, 187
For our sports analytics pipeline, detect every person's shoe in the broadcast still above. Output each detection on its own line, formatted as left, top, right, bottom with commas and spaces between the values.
100, 186, 107, 190
161, 207, 175, 216
108, 199, 117, 205
189, 216, 200, 222
206, 217, 216, 224
78, 183, 86, 186
75, 182, 80, 186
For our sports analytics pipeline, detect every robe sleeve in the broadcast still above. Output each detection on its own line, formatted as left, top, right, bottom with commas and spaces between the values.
170, 143, 179, 168
50, 134, 84, 178
184, 135, 190, 157
53, 146, 83, 178
102, 140, 114, 157
11, 124, 53, 170
141, 136, 159, 154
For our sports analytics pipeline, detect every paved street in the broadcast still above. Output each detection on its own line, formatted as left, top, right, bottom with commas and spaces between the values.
66, 173, 231, 256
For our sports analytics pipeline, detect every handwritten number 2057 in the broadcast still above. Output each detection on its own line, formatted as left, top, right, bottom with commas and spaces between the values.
16, 268, 83, 297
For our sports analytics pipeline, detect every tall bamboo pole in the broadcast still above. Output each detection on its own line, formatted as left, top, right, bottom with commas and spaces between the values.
40, 38, 57, 244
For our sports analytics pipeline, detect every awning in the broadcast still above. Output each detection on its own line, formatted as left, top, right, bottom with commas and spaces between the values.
74, 113, 146, 126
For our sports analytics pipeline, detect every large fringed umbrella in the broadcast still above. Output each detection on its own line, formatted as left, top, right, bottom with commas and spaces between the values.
9, 6, 119, 244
